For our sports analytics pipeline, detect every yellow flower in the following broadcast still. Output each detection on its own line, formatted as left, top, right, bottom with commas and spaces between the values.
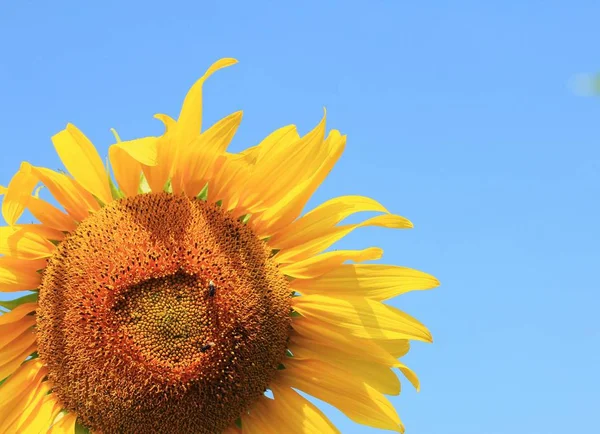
0, 58, 438, 434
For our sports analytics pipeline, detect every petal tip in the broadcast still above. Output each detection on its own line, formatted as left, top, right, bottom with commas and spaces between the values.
110, 128, 122, 143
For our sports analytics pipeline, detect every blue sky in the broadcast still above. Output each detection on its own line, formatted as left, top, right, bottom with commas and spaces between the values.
1, 1, 599, 433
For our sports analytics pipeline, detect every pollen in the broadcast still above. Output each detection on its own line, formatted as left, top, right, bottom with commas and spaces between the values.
36, 192, 292, 433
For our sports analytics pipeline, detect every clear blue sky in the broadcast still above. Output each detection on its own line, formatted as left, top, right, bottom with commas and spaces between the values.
1, 1, 599, 433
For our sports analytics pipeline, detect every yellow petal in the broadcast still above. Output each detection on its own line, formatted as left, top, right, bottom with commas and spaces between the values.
0, 359, 45, 408
0, 328, 37, 379
291, 264, 439, 300
2, 381, 56, 434
275, 215, 412, 264
210, 124, 299, 214
141, 137, 175, 193
177, 111, 243, 196
136, 115, 179, 193
291, 324, 419, 391
2, 162, 38, 226
17, 393, 62, 434
110, 136, 159, 167
31, 167, 98, 221
0, 257, 43, 292
292, 295, 432, 343
162, 59, 239, 194
48, 412, 77, 434
52, 124, 112, 205
0, 225, 59, 260
22, 224, 65, 241
235, 123, 307, 212
269, 384, 340, 434
154, 113, 177, 132
176, 58, 238, 142
0, 302, 37, 326
109, 146, 141, 197
251, 128, 347, 237
0, 368, 49, 433
288, 335, 401, 395
371, 338, 411, 358
206, 153, 251, 211
222, 426, 241, 434
238, 124, 298, 163
239, 116, 325, 218
397, 362, 420, 392
0, 317, 36, 356
198, 111, 243, 153
269, 195, 390, 248
280, 247, 383, 279
289, 326, 418, 390
291, 317, 402, 368
0, 256, 47, 272
278, 358, 404, 433
26, 196, 77, 232
109, 136, 160, 197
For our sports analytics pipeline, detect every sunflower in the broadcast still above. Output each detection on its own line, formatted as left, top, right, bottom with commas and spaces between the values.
0, 58, 438, 434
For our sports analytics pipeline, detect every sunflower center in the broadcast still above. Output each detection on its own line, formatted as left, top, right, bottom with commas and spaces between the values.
36, 192, 292, 434
112, 272, 214, 368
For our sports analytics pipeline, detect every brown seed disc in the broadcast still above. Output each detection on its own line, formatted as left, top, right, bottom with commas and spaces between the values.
36, 192, 292, 433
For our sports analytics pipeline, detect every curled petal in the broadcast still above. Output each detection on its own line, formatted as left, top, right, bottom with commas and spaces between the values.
2, 162, 38, 226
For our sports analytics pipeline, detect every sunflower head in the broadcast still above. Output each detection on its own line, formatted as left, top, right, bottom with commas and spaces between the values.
0, 58, 437, 434
36, 192, 292, 432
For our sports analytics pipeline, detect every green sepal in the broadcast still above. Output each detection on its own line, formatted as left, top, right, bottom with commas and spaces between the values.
215, 199, 223, 207
239, 214, 251, 224
197, 184, 208, 200
277, 363, 286, 370
0, 293, 38, 310
285, 349, 294, 357
138, 173, 151, 194
49, 239, 61, 247
108, 176, 125, 200
75, 421, 91, 434
28, 351, 39, 360
163, 178, 173, 193
92, 194, 106, 208
235, 418, 242, 429
290, 310, 302, 318
106, 156, 125, 200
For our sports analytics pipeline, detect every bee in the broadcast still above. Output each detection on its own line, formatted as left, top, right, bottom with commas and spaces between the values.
208, 280, 216, 297
200, 341, 216, 353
